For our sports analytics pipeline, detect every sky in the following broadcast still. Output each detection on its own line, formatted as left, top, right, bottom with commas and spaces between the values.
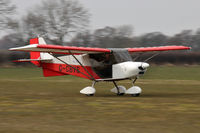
12, 0, 200, 36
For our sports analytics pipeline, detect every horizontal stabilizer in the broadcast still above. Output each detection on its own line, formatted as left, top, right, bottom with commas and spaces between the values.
10, 44, 38, 51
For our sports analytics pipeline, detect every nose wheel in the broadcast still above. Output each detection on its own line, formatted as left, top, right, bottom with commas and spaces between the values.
126, 78, 142, 97
126, 86, 142, 96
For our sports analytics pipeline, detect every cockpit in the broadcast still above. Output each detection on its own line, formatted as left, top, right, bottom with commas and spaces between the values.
89, 49, 132, 78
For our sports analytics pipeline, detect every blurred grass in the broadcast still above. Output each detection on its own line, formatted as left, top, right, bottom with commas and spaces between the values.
0, 66, 200, 133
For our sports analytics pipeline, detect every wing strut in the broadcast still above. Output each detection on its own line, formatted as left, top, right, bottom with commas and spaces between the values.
50, 53, 95, 80
144, 52, 161, 62
68, 50, 96, 81
133, 53, 143, 61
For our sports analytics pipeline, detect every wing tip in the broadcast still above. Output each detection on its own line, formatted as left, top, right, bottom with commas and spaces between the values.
187, 46, 192, 50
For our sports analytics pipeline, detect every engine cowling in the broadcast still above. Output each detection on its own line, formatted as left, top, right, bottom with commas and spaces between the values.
112, 61, 149, 79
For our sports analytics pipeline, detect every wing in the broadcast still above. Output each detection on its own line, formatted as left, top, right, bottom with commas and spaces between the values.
128, 46, 191, 52
9, 42, 190, 54
9, 44, 111, 54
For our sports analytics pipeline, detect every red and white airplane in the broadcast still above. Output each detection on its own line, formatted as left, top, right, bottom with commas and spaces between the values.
9, 37, 191, 96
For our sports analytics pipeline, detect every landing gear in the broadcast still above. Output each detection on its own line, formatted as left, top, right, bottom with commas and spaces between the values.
131, 93, 140, 97
125, 78, 142, 97
81, 78, 142, 97
111, 81, 126, 96
86, 94, 94, 96
110, 79, 142, 97
116, 92, 125, 96
126, 86, 142, 96
80, 81, 96, 96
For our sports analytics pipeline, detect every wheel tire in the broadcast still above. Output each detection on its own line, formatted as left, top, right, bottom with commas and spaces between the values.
117, 93, 125, 96
131, 93, 140, 97
86, 94, 94, 96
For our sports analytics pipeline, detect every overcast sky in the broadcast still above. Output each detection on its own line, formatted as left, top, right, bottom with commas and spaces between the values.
12, 0, 200, 36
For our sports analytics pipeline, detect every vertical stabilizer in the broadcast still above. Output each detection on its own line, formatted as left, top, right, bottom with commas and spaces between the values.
30, 38, 41, 66
38, 37, 47, 44
38, 37, 54, 61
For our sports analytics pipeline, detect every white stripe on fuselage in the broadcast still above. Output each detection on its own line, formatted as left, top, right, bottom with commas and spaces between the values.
42, 54, 92, 66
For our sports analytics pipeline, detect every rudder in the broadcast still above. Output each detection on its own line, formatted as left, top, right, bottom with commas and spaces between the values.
30, 38, 41, 66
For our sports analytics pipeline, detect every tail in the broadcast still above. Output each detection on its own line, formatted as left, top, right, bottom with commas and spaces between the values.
29, 37, 51, 67
11, 37, 64, 77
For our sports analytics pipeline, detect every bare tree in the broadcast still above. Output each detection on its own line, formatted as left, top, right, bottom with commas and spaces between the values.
92, 26, 134, 48
115, 25, 133, 38
0, 0, 17, 31
71, 31, 93, 47
137, 32, 168, 47
22, 0, 90, 45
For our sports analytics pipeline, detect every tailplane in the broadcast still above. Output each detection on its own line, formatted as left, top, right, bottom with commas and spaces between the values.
11, 37, 64, 77
16, 37, 53, 67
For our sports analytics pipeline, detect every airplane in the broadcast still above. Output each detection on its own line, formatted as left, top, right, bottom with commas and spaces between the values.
9, 37, 191, 97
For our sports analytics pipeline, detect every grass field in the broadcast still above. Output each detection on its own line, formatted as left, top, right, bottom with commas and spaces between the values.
0, 66, 200, 133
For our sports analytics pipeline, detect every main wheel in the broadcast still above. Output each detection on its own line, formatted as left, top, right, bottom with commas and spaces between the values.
80, 87, 96, 96
86, 94, 94, 96
131, 93, 140, 97
117, 93, 125, 96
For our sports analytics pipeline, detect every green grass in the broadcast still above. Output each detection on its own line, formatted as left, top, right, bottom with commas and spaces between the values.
0, 66, 200, 133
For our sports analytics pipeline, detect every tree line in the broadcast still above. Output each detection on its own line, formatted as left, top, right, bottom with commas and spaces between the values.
0, 0, 199, 65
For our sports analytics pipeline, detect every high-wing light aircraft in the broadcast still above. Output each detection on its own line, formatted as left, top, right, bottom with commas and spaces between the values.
9, 37, 191, 96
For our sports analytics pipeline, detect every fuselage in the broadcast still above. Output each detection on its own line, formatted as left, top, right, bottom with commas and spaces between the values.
40, 49, 149, 80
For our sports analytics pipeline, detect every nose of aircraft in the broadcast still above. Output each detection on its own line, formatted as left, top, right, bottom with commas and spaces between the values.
112, 61, 150, 79
141, 62, 150, 69
138, 62, 150, 70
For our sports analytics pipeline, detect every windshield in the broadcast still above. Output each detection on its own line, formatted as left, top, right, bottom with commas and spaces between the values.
112, 49, 132, 63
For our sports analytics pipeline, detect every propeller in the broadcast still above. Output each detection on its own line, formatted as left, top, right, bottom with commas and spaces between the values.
136, 52, 159, 71
138, 62, 149, 71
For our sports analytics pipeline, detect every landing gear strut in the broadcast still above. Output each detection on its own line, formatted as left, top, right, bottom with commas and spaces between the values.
113, 81, 120, 95
132, 77, 138, 85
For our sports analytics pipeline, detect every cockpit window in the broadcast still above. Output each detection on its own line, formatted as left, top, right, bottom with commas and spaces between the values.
112, 49, 132, 63
89, 49, 132, 78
